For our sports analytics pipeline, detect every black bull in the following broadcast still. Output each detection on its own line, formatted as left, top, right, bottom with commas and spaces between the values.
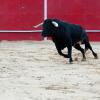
42, 19, 98, 63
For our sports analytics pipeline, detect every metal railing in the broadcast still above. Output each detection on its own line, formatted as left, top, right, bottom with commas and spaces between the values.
0, 30, 100, 33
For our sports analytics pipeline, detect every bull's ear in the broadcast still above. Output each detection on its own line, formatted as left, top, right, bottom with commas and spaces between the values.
51, 21, 59, 27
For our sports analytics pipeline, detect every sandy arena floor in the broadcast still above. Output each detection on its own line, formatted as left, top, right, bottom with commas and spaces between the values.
0, 40, 100, 100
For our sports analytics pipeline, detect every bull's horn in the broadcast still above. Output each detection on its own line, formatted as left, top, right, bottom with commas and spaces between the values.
52, 21, 59, 27
33, 22, 43, 28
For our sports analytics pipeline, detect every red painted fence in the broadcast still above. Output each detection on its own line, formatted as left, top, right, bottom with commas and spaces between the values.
0, 0, 99, 41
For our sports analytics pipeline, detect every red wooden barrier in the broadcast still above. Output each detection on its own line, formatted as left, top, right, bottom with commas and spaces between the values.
0, 0, 99, 41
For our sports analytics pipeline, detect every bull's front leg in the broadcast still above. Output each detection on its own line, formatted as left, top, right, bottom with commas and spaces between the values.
55, 44, 69, 58
67, 45, 73, 64
57, 49, 69, 58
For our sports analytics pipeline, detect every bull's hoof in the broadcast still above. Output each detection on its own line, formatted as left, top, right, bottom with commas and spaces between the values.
94, 53, 98, 59
69, 59, 73, 64
94, 55, 98, 59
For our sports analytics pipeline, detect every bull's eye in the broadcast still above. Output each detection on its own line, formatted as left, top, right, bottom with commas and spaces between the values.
52, 21, 59, 27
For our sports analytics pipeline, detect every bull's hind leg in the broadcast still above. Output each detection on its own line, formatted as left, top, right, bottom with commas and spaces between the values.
84, 40, 98, 59
74, 43, 86, 61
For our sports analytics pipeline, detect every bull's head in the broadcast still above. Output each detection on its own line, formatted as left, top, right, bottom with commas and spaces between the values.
42, 19, 59, 37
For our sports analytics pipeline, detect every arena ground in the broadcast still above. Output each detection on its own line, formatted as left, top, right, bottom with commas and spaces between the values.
0, 40, 100, 100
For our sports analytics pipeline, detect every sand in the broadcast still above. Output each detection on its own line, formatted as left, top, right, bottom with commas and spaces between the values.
0, 40, 100, 100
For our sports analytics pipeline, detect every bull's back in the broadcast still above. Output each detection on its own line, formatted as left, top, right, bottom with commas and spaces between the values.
67, 24, 84, 45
